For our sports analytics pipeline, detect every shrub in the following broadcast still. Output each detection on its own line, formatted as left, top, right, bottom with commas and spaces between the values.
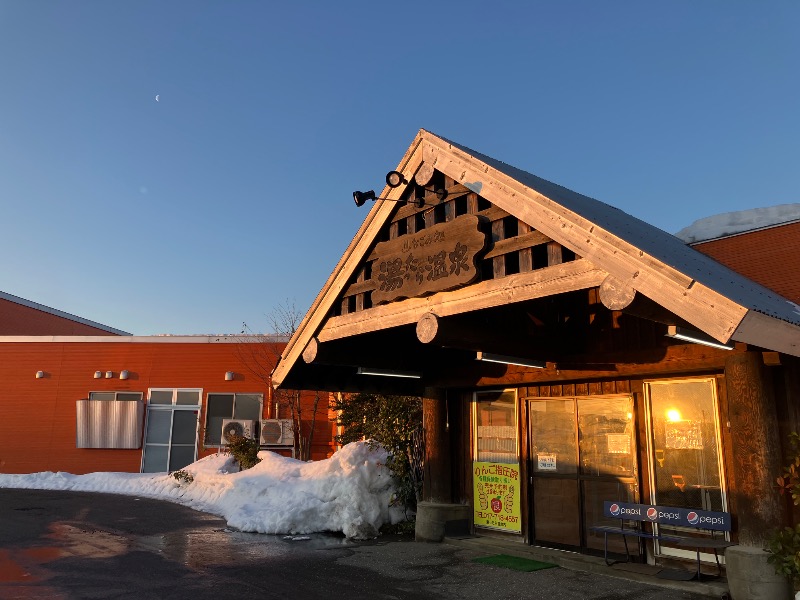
768, 432, 800, 589
172, 469, 194, 484
224, 433, 262, 470
331, 393, 423, 515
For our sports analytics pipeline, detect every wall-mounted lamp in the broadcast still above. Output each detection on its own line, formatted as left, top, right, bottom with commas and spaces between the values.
665, 325, 734, 351
224, 371, 235, 381
357, 367, 422, 379
353, 171, 448, 209
105, 371, 114, 379
385, 170, 407, 188
476, 351, 547, 369
35, 371, 45, 379
94, 371, 103, 379
119, 370, 129, 380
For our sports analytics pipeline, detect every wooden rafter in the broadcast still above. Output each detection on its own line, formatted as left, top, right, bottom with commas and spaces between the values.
420, 134, 749, 342
317, 259, 605, 343
274, 129, 800, 390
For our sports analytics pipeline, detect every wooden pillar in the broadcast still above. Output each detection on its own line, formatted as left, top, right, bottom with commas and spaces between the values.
725, 351, 784, 547
422, 387, 452, 503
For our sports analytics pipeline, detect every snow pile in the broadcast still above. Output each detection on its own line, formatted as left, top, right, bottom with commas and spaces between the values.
0, 442, 402, 540
675, 203, 800, 244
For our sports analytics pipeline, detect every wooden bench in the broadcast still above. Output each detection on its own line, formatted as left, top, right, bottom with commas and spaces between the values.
590, 501, 736, 581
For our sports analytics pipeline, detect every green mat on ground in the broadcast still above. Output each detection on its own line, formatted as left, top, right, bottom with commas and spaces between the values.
471, 554, 558, 572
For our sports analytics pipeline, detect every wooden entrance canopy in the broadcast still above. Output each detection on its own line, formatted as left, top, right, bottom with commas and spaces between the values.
272, 130, 800, 393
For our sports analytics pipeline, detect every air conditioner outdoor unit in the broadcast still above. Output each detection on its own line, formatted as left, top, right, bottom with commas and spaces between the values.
220, 419, 256, 444
260, 419, 293, 446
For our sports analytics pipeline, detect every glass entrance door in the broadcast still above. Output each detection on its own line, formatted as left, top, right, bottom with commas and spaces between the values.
529, 396, 638, 554
645, 378, 728, 561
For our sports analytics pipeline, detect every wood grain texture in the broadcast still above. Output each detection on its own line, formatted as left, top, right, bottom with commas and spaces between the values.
421, 134, 748, 342
371, 215, 485, 304
318, 259, 606, 342
724, 351, 784, 547
599, 274, 637, 311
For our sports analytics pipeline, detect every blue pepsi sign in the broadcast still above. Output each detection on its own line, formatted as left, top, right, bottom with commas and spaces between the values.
604, 501, 730, 532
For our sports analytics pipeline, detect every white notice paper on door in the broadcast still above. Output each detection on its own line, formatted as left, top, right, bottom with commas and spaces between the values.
537, 453, 557, 471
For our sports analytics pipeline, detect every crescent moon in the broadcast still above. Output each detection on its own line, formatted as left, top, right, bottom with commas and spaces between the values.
155, 95, 160, 102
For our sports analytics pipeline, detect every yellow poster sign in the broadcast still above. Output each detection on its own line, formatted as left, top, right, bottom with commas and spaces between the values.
473, 461, 521, 532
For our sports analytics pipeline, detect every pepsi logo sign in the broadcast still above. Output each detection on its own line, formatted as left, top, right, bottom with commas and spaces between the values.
687, 511, 699, 525
609, 503, 620, 516
646, 507, 658, 520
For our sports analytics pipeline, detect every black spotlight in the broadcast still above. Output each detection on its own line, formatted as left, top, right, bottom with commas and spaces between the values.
353, 190, 377, 207
385, 170, 407, 188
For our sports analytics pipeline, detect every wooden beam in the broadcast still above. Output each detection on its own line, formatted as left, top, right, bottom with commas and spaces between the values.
725, 352, 785, 547
483, 229, 552, 260
732, 310, 800, 358
302, 331, 442, 370
318, 259, 606, 343
598, 275, 636, 311
422, 388, 452, 503
415, 161, 434, 186
428, 342, 741, 388
415, 311, 545, 358
421, 134, 749, 342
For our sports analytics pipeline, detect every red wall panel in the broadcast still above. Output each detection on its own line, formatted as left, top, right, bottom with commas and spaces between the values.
0, 341, 336, 474
0, 298, 122, 335
693, 222, 800, 304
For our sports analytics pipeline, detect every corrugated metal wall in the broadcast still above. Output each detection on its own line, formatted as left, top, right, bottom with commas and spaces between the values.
76, 400, 144, 449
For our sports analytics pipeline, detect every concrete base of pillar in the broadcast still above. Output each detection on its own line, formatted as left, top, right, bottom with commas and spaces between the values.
726, 545, 792, 600
415, 501, 472, 543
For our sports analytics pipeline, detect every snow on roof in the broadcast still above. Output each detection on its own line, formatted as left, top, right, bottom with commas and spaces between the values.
0, 441, 403, 540
674, 203, 800, 244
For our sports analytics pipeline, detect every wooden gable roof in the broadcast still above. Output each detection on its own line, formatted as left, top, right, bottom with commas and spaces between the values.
273, 130, 800, 388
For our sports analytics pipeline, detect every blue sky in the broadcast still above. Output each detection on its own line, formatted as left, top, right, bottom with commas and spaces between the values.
1, 1, 798, 335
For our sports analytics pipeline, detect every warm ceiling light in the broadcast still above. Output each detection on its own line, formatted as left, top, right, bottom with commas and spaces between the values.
357, 367, 422, 379
666, 409, 682, 422
665, 325, 734, 350
476, 352, 547, 369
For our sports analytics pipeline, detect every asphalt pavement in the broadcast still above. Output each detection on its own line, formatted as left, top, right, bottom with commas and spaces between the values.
0, 489, 716, 600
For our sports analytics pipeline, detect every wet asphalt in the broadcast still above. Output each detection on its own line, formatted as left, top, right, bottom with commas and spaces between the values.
0, 489, 710, 600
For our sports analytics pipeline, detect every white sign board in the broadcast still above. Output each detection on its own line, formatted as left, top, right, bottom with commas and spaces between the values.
537, 453, 557, 472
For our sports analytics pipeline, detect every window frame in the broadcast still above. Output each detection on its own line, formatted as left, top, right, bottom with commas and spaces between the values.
88, 391, 144, 402
203, 392, 263, 447
473, 388, 518, 464
147, 388, 203, 406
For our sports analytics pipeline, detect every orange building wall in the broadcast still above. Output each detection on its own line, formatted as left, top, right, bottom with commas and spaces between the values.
0, 340, 336, 474
692, 221, 800, 304
0, 298, 122, 335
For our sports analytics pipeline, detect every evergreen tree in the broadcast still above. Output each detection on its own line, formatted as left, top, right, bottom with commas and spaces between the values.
331, 393, 423, 514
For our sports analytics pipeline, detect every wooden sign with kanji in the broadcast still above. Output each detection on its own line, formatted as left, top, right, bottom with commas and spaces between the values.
371, 214, 486, 305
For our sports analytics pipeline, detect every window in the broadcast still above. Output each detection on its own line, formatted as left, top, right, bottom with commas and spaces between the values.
204, 393, 262, 446
474, 389, 517, 463
148, 388, 201, 406
88, 391, 143, 402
